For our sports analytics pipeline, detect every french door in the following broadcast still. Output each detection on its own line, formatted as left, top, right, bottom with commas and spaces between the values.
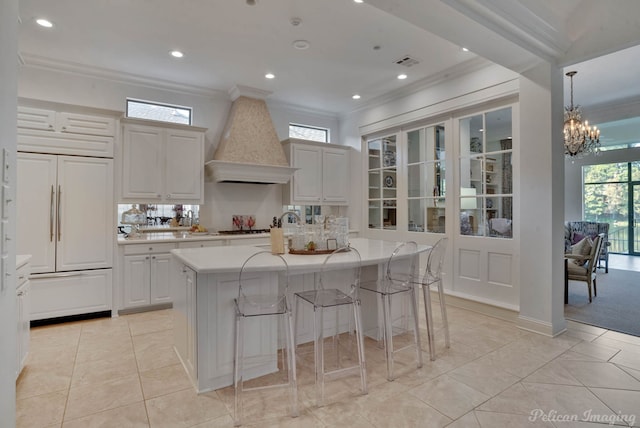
631, 183, 640, 255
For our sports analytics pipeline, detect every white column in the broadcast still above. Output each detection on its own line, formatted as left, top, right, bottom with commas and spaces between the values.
0, 0, 19, 424
517, 63, 567, 336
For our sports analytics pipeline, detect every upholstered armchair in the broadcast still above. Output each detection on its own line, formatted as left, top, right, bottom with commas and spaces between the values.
564, 221, 610, 273
565, 233, 604, 303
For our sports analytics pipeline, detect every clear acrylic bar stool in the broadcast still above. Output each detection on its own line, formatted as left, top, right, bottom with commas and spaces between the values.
233, 251, 298, 426
417, 237, 450, 360
360, 241, 422, 381
294, 246, 367, 407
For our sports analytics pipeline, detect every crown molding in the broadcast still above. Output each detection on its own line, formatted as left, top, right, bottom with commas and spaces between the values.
19, 52, 228, 100
266, 99, 340, 120
585, 94, 640, 124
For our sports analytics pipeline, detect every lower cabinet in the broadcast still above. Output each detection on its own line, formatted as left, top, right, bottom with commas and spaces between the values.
122, 243, 175, 310
16, 263, 30, 379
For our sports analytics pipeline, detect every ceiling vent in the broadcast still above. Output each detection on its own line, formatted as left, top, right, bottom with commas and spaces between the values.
394, 55, 420, 67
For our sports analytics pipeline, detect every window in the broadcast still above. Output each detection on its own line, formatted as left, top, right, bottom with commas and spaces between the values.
289, 123, 329, 142
458, 107, 513, 238
126, 99, 192, 125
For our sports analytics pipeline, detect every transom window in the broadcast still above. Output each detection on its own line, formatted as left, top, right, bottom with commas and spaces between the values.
126, 99, 192, 125
289, 123, 329, 142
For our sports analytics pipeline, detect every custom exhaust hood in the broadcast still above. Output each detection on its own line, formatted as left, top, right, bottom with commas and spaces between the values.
205, 86, 297, 184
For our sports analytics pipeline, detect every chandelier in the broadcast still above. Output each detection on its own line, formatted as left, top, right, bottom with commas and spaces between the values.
564, 71, 600, 158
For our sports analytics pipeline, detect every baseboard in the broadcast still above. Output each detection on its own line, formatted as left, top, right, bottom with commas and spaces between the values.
118, 303, 173, 316
431, 289, 518, 323
517, 314, 567, 337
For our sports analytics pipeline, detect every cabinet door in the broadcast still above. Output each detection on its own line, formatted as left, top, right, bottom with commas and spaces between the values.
292, 144, 322, 203
17, 106, 56, 131
123, 255, 151, 308
122, 124, 163, 200
16, 281, 30, 377
56, 156, 113, 271
16, 153, 57, 274
322, 147, 349, 204
164, 129, 204, 202
150, 253, 172, 304
57, 112, 115, 136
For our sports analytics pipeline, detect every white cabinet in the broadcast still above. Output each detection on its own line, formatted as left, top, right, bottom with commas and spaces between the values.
16, 261, 30, 379
282, 139, 350, 205
121, 120, 205, 204
17, 106, 116, 136
121, 243, 175, 310
17, 153, 114, 274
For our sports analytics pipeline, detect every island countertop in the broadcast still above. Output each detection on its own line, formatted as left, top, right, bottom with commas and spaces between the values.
170, 238, 429, 274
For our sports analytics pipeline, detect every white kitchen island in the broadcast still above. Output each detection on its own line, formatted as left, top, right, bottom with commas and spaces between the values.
170, 238, 429, 393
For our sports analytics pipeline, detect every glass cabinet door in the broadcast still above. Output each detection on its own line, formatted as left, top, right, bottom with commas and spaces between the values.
459, 107, 513, 238
367, 134, 397, 230
406, 124, 446, 233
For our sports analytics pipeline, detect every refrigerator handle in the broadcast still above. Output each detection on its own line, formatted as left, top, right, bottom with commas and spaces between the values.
50, 185, 55, 242
57, 185, 62, 241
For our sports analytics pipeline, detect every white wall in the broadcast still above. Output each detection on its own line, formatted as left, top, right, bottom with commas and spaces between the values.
18, 67, 344, 232
1, 0, 18, 424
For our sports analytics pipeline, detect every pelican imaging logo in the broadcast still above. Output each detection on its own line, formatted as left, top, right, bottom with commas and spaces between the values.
529, 409, 636, 426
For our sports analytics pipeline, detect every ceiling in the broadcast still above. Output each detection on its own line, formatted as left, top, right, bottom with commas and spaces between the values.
17, 0, 640, 123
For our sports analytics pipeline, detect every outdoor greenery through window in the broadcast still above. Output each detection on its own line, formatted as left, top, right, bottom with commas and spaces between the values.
583, 162, 640, 254
126, 99, 192, 125
289, 123, 329, 142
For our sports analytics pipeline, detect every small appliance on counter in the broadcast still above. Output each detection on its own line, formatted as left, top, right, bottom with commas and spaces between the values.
121, 204, 147, 238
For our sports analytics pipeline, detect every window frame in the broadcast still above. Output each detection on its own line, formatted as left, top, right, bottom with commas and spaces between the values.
126, 98, 193, 125
289, 123, 329, 143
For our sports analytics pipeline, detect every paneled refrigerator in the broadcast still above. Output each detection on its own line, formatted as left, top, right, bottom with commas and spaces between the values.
17, 152, 113, 320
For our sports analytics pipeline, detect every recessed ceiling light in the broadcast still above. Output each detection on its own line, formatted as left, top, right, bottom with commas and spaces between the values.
265, 73, 275, 79
292, 40, 310, 50
36, 18, 53, 28
352, 94, 361, 100
462, 47, 470, 52
170, 50, 184, 58
397, 74, 408, 80
354, 0, 364, 3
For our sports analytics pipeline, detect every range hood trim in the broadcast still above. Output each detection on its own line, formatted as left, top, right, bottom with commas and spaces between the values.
205, 160, 298, 184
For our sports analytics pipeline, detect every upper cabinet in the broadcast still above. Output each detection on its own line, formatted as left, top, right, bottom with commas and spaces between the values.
17, 105, 118, 158
282, 138, 350, 206
120, 119, 206, 204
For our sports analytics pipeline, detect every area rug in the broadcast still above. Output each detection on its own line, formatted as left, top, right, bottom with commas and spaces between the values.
565, 268, 640, 337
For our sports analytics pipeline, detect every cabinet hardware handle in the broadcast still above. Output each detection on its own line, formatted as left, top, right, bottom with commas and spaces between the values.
17, 291, 24, 297
61, 126, 67, 131
18, 275, 25, 280
182, 266, 187, 273
50, 185, 55, 242
57, 185, 62, 241
145, 256, 149, 260
152, 256, 156, 259
148, 247, 153, 251
48, 124, 54, 129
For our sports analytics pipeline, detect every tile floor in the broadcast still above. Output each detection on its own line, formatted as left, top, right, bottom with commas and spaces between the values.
16, 299, 640, 427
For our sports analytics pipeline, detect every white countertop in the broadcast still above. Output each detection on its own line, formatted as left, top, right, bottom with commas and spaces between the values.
16, 254, 31, 269
118, 231, 270, 245
171, 238, 430, 274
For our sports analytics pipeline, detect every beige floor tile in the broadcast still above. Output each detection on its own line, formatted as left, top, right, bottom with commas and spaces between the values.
64, 373, 143, 421
618, 364, 640, 382
448, 356, 521, 396
139, 363, 193, 399
523, 360, 582, 386
521, 382, 622, 424
563, 328, 602, 342
62, 402, 149, 428
359, 392, 452, 428
474, 410, 555, 427
482, 344, 550, 378
188, 415, 236, 428
554, 351, 602, 362
446, 412, 481, 428
589, 388, 640, 427
16, 360, 74, 400
75, 336, 135, 364
593, 336, 640, 355
477, 382, 542, 415
562, 360, 640, 390
16, 390, 67, 428
610, 347, 640, 372
600, 330, 640, 347
408, 374, 490, 420
566, 320, 607, 336
145, 388, 229, 428
134, 341, 181, 372
24, 342, 78, 368
447, 328, 513, 355
71, 352, 139, 388
570, 340, 621, 361
128, 311, 173, 336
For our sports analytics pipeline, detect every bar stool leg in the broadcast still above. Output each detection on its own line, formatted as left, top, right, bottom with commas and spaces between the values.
410, 286, 423, 368
353, 300, 368, 395
233, 315, 245, 426
315, 306, 325, 407
437, 279, 450, 348
382, 293, 394, 381
421, 284, 436, 361
284, 310, 299, 417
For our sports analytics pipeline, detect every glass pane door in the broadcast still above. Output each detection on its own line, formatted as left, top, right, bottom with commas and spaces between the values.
367, 134, 397, 230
